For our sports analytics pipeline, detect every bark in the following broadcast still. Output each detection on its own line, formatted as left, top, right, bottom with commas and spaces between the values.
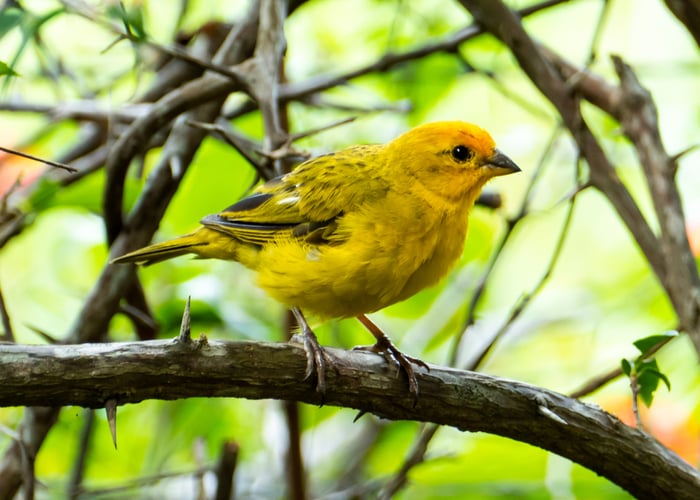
0, 339, 698, 500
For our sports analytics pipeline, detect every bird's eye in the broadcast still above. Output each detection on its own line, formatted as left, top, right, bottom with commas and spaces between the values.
451, 145, 473, 162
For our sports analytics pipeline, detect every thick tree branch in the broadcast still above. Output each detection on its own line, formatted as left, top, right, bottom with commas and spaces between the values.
458, 1, 665, 282
611, 56, 700, 346
0, 7, 265, 497
458, 0, 700, 357
542, 48, 700, 351
0, 340, 697, 499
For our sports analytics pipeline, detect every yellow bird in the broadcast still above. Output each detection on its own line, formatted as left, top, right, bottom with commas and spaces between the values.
112, 121, 520, 396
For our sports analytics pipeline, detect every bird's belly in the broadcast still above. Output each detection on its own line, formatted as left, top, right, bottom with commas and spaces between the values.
256, 217, 467, 319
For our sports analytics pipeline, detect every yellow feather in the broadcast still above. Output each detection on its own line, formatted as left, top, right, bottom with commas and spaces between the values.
113, 121, 520, 319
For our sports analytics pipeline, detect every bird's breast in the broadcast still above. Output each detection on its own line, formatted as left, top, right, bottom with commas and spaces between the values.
256, 202, 470, 319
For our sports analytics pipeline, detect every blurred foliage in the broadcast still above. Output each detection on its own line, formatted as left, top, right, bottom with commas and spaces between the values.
0, 0, 699, 498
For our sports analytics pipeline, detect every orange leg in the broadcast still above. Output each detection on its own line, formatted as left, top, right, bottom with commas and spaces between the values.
355, 314, 429, 399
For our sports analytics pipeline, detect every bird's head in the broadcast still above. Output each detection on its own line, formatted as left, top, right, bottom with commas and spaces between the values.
386, 121, 520, 201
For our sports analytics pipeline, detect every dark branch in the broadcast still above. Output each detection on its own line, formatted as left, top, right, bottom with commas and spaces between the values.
0, 340, 698, 500
664, 0, 700, 48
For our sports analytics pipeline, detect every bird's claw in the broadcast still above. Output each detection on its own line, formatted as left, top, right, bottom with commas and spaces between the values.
292, 328, 329, 395
353, 336, 428, 401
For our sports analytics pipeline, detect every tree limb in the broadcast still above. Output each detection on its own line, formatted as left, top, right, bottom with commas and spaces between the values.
458, 0, 700, 359
0, 340, 698, 499
664, 0, 700, 48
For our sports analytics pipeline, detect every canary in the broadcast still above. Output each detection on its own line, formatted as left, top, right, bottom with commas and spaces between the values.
113, 121, 520, 397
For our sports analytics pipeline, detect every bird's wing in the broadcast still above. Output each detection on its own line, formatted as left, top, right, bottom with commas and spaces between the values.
200, 145, 389, 246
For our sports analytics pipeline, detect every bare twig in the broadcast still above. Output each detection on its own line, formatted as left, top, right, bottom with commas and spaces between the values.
75, 465, 213, 497
0, 6, 263, 497
0, 146, 77, 173
629, 374, 644, 430
247, 0, 290, 175
379, 424, 439, 499
178, 297, 192, 344
186, 119, 266, 177
214, 441, 238, 500
449, 127, 565, 366
468, 175, 581, 370
60, 0, 246, 82
282, 400, 305, 500
0, 286, 14, 343
67, 410, 95, 500
459, 0, 665, 292
193, 437, 207, 500
288, 116, 356, 142
611, 56, 700, 351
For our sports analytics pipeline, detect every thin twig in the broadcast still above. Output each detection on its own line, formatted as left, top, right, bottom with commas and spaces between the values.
186, 119, 267, 178
0, 286, 14, 343
23, 324, 59, 344
379, 424, 439, 499
0, 146, 77, 173
76, 466, 214, 497
60, 0, 246, 83
178, 296, 192, 344
214, 441, 238, 500
569, 332, 677, 399
630, 374, 644, 430
468, 181, 580, 370
225, 0, 573, 121
459, 0, 665, 309
67, 410, 95, 500
449, 126, 564, 366
288, 116, 356, 142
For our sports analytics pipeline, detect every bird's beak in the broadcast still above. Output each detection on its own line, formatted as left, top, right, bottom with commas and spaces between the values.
484, 149, 521, 176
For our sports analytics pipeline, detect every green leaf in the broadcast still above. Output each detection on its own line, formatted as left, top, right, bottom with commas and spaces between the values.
620, 358, 632, 377
637, 363, 671, 391
636, 359, 671, 407
0, 61, 19, 77
632, 331, 678, 356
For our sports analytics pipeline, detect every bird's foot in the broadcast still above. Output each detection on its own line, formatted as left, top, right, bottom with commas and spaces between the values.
290, 308, 330, 396
353, 335, 429, 400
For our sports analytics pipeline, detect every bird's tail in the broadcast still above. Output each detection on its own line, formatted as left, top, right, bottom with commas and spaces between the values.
111, 234, 203, 266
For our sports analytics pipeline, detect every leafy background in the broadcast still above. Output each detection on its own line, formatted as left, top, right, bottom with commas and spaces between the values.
0, 0, 699, 498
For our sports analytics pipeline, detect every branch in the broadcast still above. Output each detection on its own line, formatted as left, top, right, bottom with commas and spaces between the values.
0, 7, 264, 497
543, 47, 700, 351
0, 339, 697, 499
101, 11, 259, 243
458, 0, 667, 271
664, 0, 700, 48
611, 56, 700, 346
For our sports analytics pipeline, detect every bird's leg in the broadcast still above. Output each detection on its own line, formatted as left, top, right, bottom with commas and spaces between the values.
291, 307, 327, 394
354, 314, 429, 398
